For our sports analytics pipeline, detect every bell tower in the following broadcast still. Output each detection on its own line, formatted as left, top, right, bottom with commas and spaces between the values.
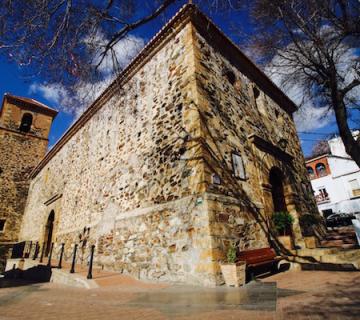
0, 93, 58, 245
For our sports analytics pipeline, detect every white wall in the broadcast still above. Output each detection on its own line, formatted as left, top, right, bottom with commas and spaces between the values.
328, 130, 359, 158
310, 156, 360, 215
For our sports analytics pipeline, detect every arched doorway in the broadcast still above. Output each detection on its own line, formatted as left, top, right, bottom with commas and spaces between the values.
269, 167, 287, 213
44, 211, 55, 256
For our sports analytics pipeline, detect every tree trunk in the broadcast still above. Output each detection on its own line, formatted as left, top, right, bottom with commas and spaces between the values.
331, 89, 360, 167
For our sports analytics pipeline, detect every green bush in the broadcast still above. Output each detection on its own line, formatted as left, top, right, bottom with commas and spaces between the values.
226, 245, 237, 263
272, 211, 294, 236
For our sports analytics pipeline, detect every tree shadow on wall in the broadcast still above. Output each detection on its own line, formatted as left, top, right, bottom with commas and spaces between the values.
179, 107, 355, 271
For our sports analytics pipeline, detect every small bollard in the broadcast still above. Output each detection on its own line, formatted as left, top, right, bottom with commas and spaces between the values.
58, 243, 65, 269
70, 244, 78, 274
27, 241, 33, 258
47, 242, 54, 267
87, 245, 95, 280
33, 242, 39, 260
39, 242, 45, 263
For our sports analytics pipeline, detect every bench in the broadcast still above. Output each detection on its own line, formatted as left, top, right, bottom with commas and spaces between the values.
236, 247, 282, 279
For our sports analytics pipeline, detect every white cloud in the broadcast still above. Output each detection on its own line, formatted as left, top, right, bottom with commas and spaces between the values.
293, 104, 333, 131
88, 33, 145, 75
29, 34, 145, 118
266, 69, 333, 131
29, 82, 70, 105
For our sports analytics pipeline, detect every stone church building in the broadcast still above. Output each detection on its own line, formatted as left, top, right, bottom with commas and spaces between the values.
3, 4, 318, 285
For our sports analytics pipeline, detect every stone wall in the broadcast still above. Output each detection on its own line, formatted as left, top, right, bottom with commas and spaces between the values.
0, 98, 53, 243
190, 28, 318, 265
20, 22, 219, 286
19, 10, 318, 286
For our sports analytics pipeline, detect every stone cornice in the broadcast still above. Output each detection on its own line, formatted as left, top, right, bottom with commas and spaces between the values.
30, 4, 298, 179
0, 126, 49, 142
248, 133, 293, 163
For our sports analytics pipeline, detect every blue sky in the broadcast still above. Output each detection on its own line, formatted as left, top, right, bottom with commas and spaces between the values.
0, 2, 356, 156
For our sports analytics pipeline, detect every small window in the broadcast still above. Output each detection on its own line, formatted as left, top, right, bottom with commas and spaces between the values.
212, 173, 221, 185
19, 113, 33, 133
0, 219, 5, 232
306, 166, 315, 179
232, 152, 246, 180
223, 68, 236, 85
253, 87, 260, 99
349, 179, 360, 197
315, 163, 327, 177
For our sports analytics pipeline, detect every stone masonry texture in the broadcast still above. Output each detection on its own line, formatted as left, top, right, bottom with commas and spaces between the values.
19, 5, 319, 286
0, 96, 56, 244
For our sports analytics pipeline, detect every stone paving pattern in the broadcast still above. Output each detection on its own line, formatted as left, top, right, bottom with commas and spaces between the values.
0, 271, 359, 319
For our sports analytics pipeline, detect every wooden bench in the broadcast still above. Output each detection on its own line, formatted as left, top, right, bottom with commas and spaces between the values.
236, 247, 282, 279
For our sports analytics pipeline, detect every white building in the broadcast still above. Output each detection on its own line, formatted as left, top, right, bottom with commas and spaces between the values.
305, 131, 360, 217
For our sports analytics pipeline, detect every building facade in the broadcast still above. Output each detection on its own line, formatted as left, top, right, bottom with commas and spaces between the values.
0, 94, 57, 250
18, 5, 317, 286
306, 132, 360, 217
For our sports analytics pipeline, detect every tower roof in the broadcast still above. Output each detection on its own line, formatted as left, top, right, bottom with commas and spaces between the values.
2, 93, 58, 117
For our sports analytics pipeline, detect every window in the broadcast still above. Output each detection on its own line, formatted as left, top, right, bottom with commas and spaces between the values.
232, 152, 246, 179
212, 173, 221, 185
307, 166, 315, 179
0, 219, 5, 232
253, 87, 260, 100
349, 179, 360, 197
19, 113, 33, 133
315, 163, 327, 177
222, 68, 236, 85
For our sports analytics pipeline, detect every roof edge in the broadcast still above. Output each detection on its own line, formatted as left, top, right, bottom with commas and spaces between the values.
30, 3, 194, 179
4, 93, 58, 117
30, 3, 299, 178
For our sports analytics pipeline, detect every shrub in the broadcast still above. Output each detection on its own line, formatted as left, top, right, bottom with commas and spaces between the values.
226, 245, 237, 263
272, 211, 294, 236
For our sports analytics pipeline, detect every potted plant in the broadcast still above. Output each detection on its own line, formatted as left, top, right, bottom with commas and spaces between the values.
272, 211, 294, 250
220, 244, 246, 287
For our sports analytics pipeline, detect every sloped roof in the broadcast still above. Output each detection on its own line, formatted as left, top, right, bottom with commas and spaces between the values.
30, 3, 298, 178
3, 93, 58, 117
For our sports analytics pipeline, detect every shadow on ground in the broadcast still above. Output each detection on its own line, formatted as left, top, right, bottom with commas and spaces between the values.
280, 273, 360, 319
2, 265, 51, 287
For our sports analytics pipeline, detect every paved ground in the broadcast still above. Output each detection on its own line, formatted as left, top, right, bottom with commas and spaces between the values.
0, 270, 359, 319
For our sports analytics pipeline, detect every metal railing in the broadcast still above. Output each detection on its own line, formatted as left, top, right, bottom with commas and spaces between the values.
8, 240, 96, 281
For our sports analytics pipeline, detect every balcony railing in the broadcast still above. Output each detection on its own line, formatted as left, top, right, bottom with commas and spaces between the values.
315, 193, 330, 203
